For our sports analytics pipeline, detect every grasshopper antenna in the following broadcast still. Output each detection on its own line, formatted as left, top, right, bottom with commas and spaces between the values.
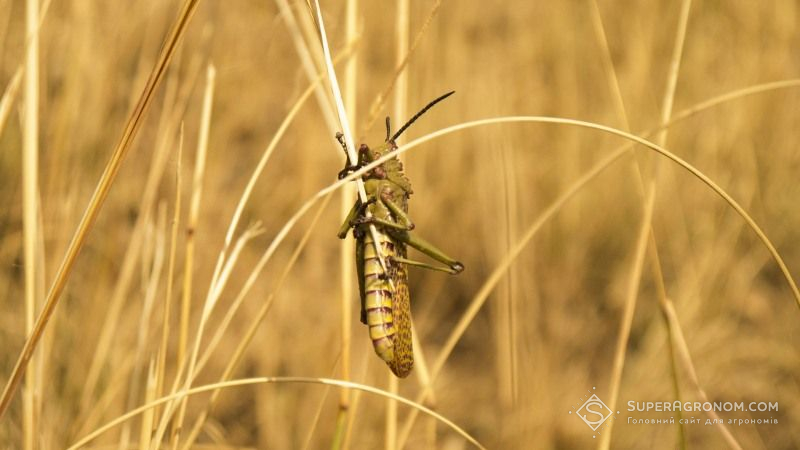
390, 90, 455, 142
385, 116, 391, 142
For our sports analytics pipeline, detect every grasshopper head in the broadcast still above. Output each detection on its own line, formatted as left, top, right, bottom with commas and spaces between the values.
357, 91, 455, 195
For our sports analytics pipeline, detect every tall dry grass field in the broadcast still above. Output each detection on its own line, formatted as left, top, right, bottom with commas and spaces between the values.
1, 0, 799, 448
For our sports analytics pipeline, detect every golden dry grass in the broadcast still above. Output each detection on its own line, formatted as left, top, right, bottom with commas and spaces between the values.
1, 0, 799, 448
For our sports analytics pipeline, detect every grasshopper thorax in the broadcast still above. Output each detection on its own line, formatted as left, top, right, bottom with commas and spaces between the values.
359, 140, 413, 195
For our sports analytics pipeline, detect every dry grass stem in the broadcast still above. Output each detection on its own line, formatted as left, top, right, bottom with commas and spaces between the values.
0, 68, 22, 135
70, 377, 487, 450
663, 301, 743, 449
0, 0, 201, 419
180, 193, 333, 450
22, 0, 42, 446
599, 184, 656, 448
595, 2, 692, 447
334, 0, 359, 446
363, 0, 442, 131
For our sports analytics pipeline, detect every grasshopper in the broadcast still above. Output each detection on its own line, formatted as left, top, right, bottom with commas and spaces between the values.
337, 91, 463, 378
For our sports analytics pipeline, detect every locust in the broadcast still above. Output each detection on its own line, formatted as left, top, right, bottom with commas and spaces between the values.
336, 91, 464, 378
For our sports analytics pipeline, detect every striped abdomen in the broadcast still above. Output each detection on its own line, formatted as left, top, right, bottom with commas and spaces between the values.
362, 231, 413, 377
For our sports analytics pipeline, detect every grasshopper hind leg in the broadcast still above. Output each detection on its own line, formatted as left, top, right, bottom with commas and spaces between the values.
391, 230, 464, 274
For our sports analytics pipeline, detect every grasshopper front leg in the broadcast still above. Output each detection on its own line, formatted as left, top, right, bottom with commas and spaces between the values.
338, 196, 383, 239
338, 200, 362, 239
350, 190, 415, 232
336, 132, 365, 180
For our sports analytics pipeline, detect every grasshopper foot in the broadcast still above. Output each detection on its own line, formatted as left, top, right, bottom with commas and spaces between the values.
338, 164, 361, 180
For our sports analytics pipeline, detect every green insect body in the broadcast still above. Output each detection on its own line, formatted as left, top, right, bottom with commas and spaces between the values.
337, 92, 463, 378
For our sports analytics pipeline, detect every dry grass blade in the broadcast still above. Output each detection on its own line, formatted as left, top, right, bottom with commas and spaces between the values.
155, 125, 184, 427
386, 1, 409, 448
663, 300, 744, 449
208, 47, 352, 293
590, 79, 800, 170
599, 184, 656, 450
0, 0, 202, 420
118, 206, 167, 446
177, 63, 216, 375
186, 62, 215, 335
653, 0, 692, 150
187, 63, 343, 385
139, 359, 158, 450
363, 0, 442, 131
312, 5, 399, 447
335, 0, 359, 446
0, 68, 23, 135
69, 377, 487, 450
178, 194, 334, 450
667, 79, 800, 125
274, 0, 338, 132
80, 76, 191, 413
596, 1, 692, 447
22, 0, 42, 447
311, 0, 392, 285
589, 0, 630, 130
160, 226, 263, 447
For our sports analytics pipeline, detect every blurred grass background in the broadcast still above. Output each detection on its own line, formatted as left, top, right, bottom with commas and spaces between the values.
1, 0, 799, 448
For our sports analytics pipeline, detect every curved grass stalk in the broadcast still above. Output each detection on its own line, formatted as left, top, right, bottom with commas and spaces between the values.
69, 377, 486, 450
402, 117, 800, 308
667, 79, 800, 126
